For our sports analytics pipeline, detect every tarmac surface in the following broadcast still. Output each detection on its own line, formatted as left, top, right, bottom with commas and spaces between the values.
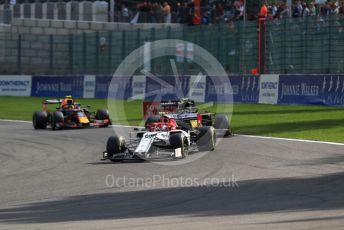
0, 120, 344, 229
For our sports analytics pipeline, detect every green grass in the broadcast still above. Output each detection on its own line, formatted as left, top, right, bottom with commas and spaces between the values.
1, 96, 344, 143
231, 104, 344, 143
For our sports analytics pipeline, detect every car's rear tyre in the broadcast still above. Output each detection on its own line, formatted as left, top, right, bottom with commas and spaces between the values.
32, 111, 47, 129
106, 136, 125, 162
96, 109, 110, 126
51, 111, 64, 130
196, 126, 216, 151
169, 132, 189, 157
144, 116, 160, 129
214, 115, 232, 137
96, 109, 110, 120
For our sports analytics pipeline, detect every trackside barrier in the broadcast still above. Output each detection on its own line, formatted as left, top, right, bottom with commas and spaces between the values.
144, 75, 190, 101
1, 75, 343, 106
102, 75, 259, 103
258, 74, 344, 106
0, 75, 32, 96
205, 75, 259, 103
83, 75, 96, 98
95, 75, 133, 99
31, 75, 84, 98
259, 74, 279, 104
278, 75, 344, 106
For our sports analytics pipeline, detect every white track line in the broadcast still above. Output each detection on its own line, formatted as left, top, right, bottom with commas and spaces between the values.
1, 119, 344, 146
237, 134, 344, 146
0, 119, 31, 123
0, 119, 141, 128
0, 119, 143, 128
111, 124, 144, 128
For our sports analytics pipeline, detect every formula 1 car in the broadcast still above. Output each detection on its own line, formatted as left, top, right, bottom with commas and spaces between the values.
102, 116, 216, 162
32, 96, 111, 130
145, 98, 232, 137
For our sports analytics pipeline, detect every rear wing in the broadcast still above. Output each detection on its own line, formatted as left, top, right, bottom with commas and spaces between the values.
42, 99, 62, 111
143, 99, 200, 119
143, 101, 179, 119
42, 99, 62, 104
160, 100, 180, 112
160, 100, 179, 107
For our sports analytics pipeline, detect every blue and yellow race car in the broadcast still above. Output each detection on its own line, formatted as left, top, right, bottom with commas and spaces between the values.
32, 96, 111, 130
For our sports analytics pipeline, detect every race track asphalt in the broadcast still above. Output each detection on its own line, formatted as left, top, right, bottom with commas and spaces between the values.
0, 120, 344, 230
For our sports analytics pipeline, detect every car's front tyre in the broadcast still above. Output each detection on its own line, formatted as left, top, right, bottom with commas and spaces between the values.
196, 126, 216, 151
51, 111, 64, 130
169, 132, 189, 158
106, 135, 125, 162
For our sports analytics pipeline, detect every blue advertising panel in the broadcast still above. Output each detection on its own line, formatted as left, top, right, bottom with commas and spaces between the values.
31, 75, 84, 98
278, 75, 344, 106
145, 76, 190, 101
96, 75, 132, 99
205, 76, 232, 103
230, 75, 259, 103
205, 75, 259, 103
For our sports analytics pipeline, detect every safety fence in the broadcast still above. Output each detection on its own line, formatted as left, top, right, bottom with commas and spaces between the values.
1, 74, 344, 107
265, 16, 344, 74
1, 15, 344, 75
0, 21, 258, 75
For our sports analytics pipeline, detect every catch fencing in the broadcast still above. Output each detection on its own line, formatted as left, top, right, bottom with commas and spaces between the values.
1, 16, 344, 75
0, 21, 258, 75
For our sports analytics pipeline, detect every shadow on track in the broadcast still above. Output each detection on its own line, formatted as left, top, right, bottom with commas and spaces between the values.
0, 172, 344, 224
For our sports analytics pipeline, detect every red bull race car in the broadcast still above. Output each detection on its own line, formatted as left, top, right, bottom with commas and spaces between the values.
32, 96, 111, 130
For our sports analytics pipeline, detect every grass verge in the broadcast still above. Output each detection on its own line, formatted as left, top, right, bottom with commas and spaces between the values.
1, 96, 344, 143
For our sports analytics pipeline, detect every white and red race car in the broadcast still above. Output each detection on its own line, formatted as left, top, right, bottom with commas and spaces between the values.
102, 116, 216, 162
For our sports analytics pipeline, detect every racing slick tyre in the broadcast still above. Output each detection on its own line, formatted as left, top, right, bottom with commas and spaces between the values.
51, 111, 64, 130
96, 109, 110, 120
214, 115, 232, 137
32, 111, 48, 129
144, 116, 160, 129
201, 114, 213, 126
96, 109, 110, 126
169, 132, 189, 158
196, 126, 216, 152
106, 136, 125, 162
